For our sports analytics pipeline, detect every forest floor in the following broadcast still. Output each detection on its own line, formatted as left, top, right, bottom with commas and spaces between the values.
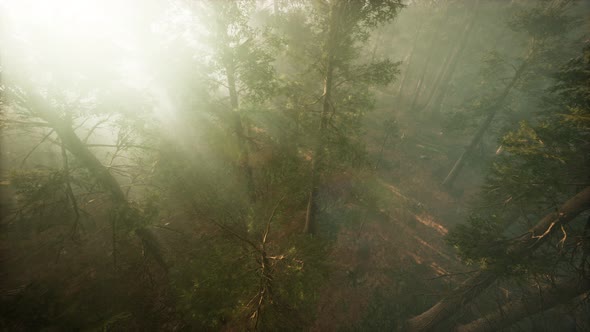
311, 104, 487, 330
0, 103, 491, 330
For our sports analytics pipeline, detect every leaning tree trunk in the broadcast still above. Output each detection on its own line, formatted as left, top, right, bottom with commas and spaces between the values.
31, 96, 169, 270
406, 186, 590, 332
455, 279, 590, 332
441, 38, 533, 188
304, 4, 338, 235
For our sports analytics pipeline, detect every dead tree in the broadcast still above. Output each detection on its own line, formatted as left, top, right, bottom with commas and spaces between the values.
441, 37, 535, 188
28, 92, 169, 270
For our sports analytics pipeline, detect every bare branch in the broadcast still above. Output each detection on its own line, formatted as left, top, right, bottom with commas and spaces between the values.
83, 115, 112, 143
207, 216, 260, 252
427, 269, 480, 281
85, 144, 158, 151
20, 129, 55, 168
3, 119, 52, 127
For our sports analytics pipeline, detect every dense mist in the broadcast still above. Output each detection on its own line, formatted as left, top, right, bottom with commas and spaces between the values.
1, 0, 589, 330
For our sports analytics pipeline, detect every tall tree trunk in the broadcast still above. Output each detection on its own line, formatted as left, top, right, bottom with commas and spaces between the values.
408, 76, 424, 113
31, 97, 169, 270
442, 38, 533, 188
304, 4, 338, 235
418, 9, 467, 114
428, 0, 480, 116
408, 11, 449, 113
225, 60, 256, 202
418, 42, 454, 113
374, 130, 392, 170
395, 21, 424, 102
406, 186, 590, 332
370, 27, 384, 62
455, 279, 590, 332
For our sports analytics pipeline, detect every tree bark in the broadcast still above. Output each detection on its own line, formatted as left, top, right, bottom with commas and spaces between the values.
442, 38, 533, 188
455, 279, 590, 332
406, 186, 590, 332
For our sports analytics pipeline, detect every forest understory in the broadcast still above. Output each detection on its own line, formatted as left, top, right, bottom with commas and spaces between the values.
1, 0, 590, 331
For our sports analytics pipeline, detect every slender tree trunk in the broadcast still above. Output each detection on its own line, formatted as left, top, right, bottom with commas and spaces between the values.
408, 12, 449, 113
455, 279, 590, 332
406, 186, 590, 332
408, 77, 424, 113
442, 39, 533, 188
418, 45, 453, 113
370, 27, 384, 62
304, 49, 334, 235
395, 21, 424, 102
273, 0, 281, 27
375, 130, 392, 170
418, 16, 463, 113
429, 0, 480, 116
32, 101, 169, 270
225, 57, 256, 202
304, 4, 338, 235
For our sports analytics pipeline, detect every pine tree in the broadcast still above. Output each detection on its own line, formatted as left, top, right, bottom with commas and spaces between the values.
408, 41, 590, 332
275, 0, 404, 234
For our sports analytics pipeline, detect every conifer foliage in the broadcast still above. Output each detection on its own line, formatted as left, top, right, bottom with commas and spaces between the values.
1, 0, 589, 331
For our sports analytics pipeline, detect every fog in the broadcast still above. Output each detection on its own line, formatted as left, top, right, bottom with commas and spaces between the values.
1, 0, 589, 330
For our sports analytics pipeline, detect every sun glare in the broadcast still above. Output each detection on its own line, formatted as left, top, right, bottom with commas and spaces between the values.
1, 0, 168, 87
2, 0, 134, 53
0, 0, 205, 124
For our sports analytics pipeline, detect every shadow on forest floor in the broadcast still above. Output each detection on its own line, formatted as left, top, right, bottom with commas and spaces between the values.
310, 108, 486, 330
